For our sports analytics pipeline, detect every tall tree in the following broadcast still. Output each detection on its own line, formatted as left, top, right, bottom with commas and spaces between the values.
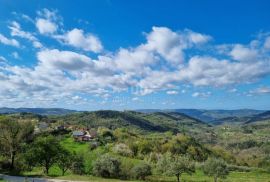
203, 158, 229, 182
0, 117, 34, 170
25, 135, 62, 174
57, 148, 73, 175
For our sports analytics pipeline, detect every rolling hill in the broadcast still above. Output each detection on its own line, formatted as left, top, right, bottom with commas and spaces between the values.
53, 110, 212, 137
0, 107, 77, 115
138, 109, 265, 123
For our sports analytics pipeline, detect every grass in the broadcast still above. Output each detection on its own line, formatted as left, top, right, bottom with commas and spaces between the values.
60, 135, 89, 153
55, 175, 140, 182
147, 170, 270, 182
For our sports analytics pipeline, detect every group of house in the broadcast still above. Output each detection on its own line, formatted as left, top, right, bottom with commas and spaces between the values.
72, 129, 97, 142
35, 122, 98, 142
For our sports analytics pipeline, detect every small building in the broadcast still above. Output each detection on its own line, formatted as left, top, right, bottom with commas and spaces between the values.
72, 130, 97, 142
56, 125, 65, 130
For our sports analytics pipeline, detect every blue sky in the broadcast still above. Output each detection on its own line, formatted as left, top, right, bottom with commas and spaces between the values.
0, 0, 270, 110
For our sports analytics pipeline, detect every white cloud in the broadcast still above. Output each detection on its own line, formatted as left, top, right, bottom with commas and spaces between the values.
166, 90, 178, 95
9, 21, 42, 48
35, 8, 60, 35
37, 49, 93, 71
132, 97, 139, 101
36, 18, 57, 34
56, 28, 103, 53
11, 52, 20, 59
0, 56, 7, 62
179, 56, 270, 86
1, 18, 270, 107
143, 27, 211, 65
250, 87, 270, 95
0, 33, 20, 47
264, 36, 270, 50
230, 44, 258, 62
192, 91, 211, 98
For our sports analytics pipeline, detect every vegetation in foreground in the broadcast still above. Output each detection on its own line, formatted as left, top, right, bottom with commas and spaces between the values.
0, 111, 270, 182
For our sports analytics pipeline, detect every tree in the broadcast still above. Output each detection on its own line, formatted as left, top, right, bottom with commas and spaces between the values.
157, 153, 195, 182
203, 158, 229, 182
71, 154, 85, 175
168, 155, 195, 182
0, 117, 34, 170
25, 135, 62, 174
93, 154, 121, 178
57, 148, 73, 175
131, 162, 152, 180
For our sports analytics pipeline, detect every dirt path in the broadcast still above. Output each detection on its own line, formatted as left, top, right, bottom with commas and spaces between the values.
0, 174, 87, 182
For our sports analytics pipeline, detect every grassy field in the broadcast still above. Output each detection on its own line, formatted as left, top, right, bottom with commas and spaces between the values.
20, 135, 270, 182
21, 168, 270, 182
147, 170, 270, 182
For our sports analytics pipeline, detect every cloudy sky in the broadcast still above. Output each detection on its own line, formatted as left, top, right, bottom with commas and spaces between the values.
0, 0, 270, 110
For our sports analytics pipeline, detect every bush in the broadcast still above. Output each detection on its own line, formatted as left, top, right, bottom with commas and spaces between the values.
93, 154, 121, 178
131, 162, 152, 180
113, 143, 133, 157
89, 141, 99, 150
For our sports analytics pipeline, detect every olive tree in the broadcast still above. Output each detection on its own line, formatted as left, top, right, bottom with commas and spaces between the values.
203, 158, 229, 182
131, 162, 152, 180
157, 153, 195, 182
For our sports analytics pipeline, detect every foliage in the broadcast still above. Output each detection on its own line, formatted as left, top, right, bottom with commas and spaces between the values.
157, 153, 195, 182
131, 162, 152, 180
203, 157, 229, 182
71, 154, 85, 175
25, 135, 62, 174
113, 143, 133, 157
93, 154, 121, 178
0, 117, 34, 170
57, 148, 73, 175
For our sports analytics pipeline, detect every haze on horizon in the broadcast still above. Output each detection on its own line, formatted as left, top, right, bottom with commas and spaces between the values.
0, 0, 270, 110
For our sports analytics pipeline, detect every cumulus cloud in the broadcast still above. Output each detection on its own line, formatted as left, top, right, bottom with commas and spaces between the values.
264, 37, 270, 50
142, 27, 211, 65
0, 33, 20, 47
36, 18, 57, 34
35, 8, 59, 35
1, 8, 270, 107
37, 49, 93, 71
179, 56, 270, 86
9, 21, 42, 48
56, 28, 103, 53
230, 44, 258, 62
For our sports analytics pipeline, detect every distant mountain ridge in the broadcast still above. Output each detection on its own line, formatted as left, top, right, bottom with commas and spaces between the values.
137, 109, 265, 123
0, 107, 267, 124
0, 107, 77, 115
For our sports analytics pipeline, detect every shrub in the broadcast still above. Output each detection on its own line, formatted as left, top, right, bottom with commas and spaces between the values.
113, 143, 133, 157
92, 154, 121, 178
89, 141, 99, 150
131, 162, 152, 180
